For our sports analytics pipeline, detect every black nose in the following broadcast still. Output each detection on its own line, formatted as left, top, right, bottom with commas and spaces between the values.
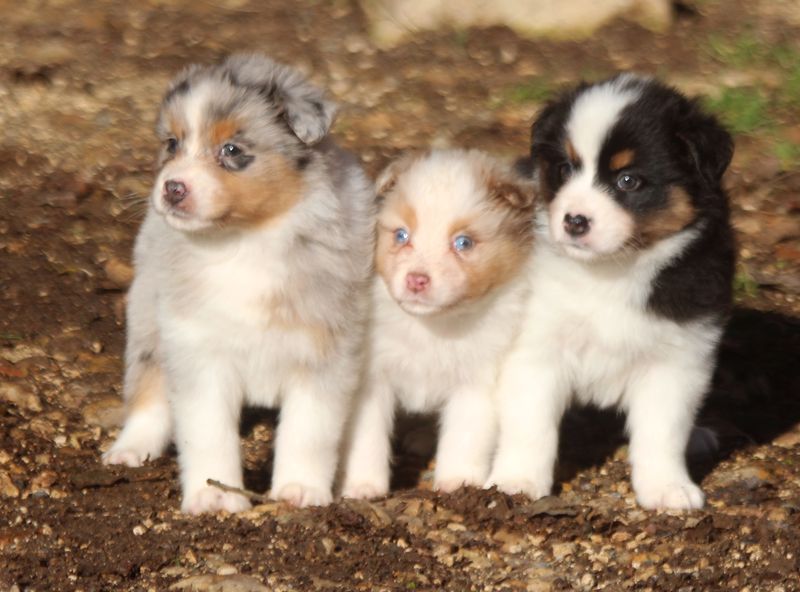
563, 213, 591, 237
164, 180, 188, 206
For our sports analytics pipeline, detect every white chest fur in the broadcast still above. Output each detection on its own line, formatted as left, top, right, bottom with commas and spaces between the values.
370, 274, 530, 412
520, 230, 719, 408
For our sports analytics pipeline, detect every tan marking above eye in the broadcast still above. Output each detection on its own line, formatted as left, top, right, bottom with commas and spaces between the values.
565, 139, 580, 165
208, 119, 241, 148
610, 149, 635, 171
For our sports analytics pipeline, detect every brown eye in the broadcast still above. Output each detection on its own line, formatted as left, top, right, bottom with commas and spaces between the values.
558, 162, 573, 182
166, 137, 179, 154
221, 143, 242, 158
616, 173, 641, 191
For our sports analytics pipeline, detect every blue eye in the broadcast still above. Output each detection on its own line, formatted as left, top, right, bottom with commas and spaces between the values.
453, 235, 474, 252
394, 228, 410, 245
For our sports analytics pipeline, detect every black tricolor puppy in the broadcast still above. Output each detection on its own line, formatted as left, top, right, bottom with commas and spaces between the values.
487, 74, 735, 509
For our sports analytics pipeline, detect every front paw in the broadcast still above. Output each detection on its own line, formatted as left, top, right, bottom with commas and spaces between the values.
485, 472, 552, 500
434, 468, 486, 493
634, 478, 705, 510
102, 447, 151, 468
181, 486, 252, 515
341, 482, 388, 500
271, 482, 333, 507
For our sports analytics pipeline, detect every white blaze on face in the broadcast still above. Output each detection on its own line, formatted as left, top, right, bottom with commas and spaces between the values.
380, 153, 486, 316
549, 77, 642, 260
152, 80, 224, 232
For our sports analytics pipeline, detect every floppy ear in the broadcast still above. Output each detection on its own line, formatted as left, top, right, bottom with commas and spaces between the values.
224, 53, 337, 146
375, 152, 422, 201
489, 177, 536, 210
677, 100, 734, 186
277, 79, 337, 146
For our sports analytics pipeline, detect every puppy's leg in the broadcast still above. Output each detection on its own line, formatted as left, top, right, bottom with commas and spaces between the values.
104, 272, 172, 467
169, 358, 250, 515
625, 358, 711, 510
486, 349, 568, 500
434, 384, 496, 493
103, 363, 171, 467
341, 378, 395, 500
271, 370, 352, 507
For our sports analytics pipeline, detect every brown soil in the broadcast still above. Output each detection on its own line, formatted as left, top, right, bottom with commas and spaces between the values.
1, 1, 799, 590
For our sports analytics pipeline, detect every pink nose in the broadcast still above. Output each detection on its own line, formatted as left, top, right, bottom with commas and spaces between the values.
406, 272, 430, 294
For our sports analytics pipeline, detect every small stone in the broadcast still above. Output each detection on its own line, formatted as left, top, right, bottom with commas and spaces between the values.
216, 565, 237, 576
82, 397, 125, 429
103, 257, 134, 288
773, 425, 800, 448
551, 542, 576, 561
0, 471, 20, 498
169, 574, 270, 591
0, 382, 42, 412
133, 525, 146, 536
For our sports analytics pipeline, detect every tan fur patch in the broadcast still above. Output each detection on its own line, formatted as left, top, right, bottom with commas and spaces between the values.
166, 112, 186, 141
610, 149, 635, 171
213, 151, 305, 228
636, 187, 697, 246
208, 119, 240, 147
456, 158, 536, 301
266, 294, 337, 358
565, 139, 578, 163
461, 236, 530, 302
375, 198, 417, 277
126, 364, 165, 414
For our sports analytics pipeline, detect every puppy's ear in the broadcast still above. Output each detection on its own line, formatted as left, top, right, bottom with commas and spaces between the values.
490, 178, 536, 210
677, 100, 734, 186
375, 152, 422, 202
276, 78, 337, 146
530, 83, 587, 158
224, 53, 337, 146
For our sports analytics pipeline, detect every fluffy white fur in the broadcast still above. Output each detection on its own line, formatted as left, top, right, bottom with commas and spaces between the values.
487, 217, 719, 509
487, 78, 723, 510
103, 55, 374, 514
341, 150, 534, 498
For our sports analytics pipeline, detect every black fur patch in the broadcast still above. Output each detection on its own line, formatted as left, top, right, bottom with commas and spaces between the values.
530, 75, 735, 323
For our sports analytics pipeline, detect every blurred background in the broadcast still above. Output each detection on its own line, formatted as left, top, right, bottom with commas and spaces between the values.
0, 1, 799, 590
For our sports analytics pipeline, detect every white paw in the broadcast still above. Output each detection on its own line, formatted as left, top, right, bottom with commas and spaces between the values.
181, 486, 252, 515
485, 473, 551, 500
634, 479, 705, 510
271, 483, 332, 507
102, 447, 153, 468
341, 482, 388, 500
435, 470, 485, 493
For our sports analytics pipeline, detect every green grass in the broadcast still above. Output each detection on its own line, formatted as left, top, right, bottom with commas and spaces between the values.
706, 31, 767, 68
733, 268, 760, 300
704, 87, 771, 135
775, 140, 800, 171
496, 78, 553, 106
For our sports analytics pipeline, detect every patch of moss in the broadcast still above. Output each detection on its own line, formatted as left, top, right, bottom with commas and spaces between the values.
704, 87, 771, 135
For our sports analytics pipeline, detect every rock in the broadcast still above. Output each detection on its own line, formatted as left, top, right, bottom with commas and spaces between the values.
82, 397, 125, 429
0, 471, 20, 498
0, 382, 42, 412
773, 424, 800, 449
169, 574, 271, 592
551, 542, 576, 561
103, 256, 134, 288
360, 0, 672, 48
0, 345, 47, 364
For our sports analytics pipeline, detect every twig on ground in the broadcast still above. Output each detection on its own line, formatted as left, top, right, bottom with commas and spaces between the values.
206, 479, 271, 504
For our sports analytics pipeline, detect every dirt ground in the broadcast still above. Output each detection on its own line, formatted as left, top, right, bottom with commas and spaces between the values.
1, 0, 800, 590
